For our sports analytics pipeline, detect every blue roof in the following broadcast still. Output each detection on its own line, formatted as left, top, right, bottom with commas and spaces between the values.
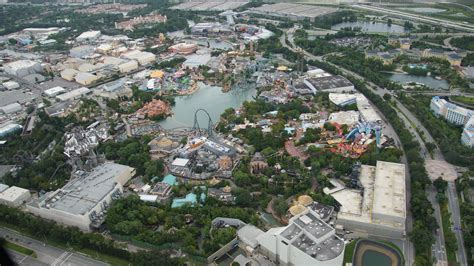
171, 192, 197, 208
163, 174, 178, 186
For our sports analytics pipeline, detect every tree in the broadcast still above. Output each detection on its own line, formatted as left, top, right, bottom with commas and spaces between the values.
273, 198, 288, 217
433, 177, 448, 193
383, 93, 392, 101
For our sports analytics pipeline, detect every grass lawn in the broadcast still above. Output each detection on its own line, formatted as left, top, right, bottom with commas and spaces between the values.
343, 239, 358, 264
451, 96, 474, 108
4, 240, 37, 258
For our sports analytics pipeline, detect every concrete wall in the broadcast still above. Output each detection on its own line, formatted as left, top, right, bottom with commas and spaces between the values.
337, 218, 405, 239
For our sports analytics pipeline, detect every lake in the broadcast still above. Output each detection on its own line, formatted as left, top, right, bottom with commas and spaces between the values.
331, 21, 407, 33
159, 82, 256, 129
389, 73, 449, 90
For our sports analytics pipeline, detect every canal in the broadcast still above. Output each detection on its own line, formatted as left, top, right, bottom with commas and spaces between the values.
159, 82, 256, 129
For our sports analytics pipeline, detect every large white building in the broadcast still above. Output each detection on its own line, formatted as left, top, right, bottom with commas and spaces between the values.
237, 209, 344, 266
461, 116, 474, 147
327, 161, 406, 238
430, 96, 474, 147
75, 30, 101, 42
0, 186, 31, 208
3, 60, 42, 77
56, 87, 91, 102
27, 162, 135, 232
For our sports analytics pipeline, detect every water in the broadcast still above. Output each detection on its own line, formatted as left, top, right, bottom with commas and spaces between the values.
361, 250, 392, 266
398, 7, 446, 14
389, 73, 449, 90
331, 21, 407, 33
159, 82, 256, 129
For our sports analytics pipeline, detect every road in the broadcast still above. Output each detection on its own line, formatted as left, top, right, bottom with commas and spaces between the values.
0, 227, 108, 266
447, 181, 468, 266
428, 187, 448, 265
351, 4, 474, 32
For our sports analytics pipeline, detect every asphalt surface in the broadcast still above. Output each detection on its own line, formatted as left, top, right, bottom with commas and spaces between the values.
0, 227, 108, 266
428, 187, 448, 265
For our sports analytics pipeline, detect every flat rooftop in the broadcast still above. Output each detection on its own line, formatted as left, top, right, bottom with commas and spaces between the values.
305, 75, 353, 91
38, 162, 133, 216
373, 161, 406, 219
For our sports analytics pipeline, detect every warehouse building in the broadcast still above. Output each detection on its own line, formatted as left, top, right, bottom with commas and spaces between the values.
60, 68, 79, 81
27, 162, 135, 232
75, 30, 101, 42
122, 50, 156, 65
303, 75, 355, 94
56, 87, 91, 102
43, 86, 66, 98
2, 81, 20, 90
75, 72, 98, 86
0, 186, 31, 208
3, 60, 42, 77
0, 103, 22, 114
326, 161, 406, 238
237, 208, 344, 266
328, 110, 360, 126
118, 60, 139, 73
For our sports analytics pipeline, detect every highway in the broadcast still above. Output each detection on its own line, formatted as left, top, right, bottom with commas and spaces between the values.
351, 4, 474, 33
0, 227, 108, 266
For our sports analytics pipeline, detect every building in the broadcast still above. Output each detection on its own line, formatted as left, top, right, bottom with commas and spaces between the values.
3, 60, 42, 77
122, 50, 156, 65
0, 103, 22, 114
447, 53, 463, 66
75, 72, 98, 86
327, 161, 406, 238
27, 162, 135, 232
168, 43, 198, 55
238, 208, 344, 266
207, 186, 234, 203
303, 75, 355, 94
0, 122, 22, 137
60, 68, 79, 81
44, 86, 66, 97
56, 87, 91, 102
94, 79, 132, 100
328, 111, 360, 126
461, 116, 474, 147
134, 99, 170, 118
115, 14, 167, 31
430, 96, 473, 125
0, 186, 31, 208
461, 66, 474, 80
2, 81, 20, 90
118, 60, 138, 73
75, 30, 101, 42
